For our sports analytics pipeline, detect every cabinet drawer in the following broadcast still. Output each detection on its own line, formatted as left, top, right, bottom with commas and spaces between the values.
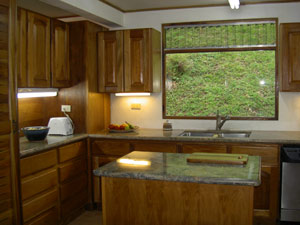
20, 150, 57, 177
21, 168, 57, 201
24, 207, 58, 225
22, 188, 58, 222
182, 143, 227, 154
61, 189, 87, 218
60, 173, 87, 202
58, 141, 86, 163
230, 145, 279, 166
92, 140, 131, 156
58, 157, 86, 183
132, 142, 177, 153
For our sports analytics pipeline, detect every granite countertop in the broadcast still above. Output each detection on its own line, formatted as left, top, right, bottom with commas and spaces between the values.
93, 151, 261, 186
19, 134, 88, 158
90, 128, 300, 144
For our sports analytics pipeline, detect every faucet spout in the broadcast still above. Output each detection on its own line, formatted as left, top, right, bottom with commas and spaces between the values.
216, 111, 230, 130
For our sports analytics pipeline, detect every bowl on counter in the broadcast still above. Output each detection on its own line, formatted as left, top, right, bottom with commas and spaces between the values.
22, 126, 50, 141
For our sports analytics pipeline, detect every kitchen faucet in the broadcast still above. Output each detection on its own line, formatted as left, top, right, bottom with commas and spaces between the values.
216, 110, 230, 130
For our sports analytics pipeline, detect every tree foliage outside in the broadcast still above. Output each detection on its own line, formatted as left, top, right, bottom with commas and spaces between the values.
165, 51, 276, 118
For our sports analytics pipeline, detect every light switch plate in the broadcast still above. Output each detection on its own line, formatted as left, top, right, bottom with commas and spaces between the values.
61, 105, 71, 112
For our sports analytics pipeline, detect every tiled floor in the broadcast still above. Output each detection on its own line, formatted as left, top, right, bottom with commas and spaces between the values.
68, 211, 102, 225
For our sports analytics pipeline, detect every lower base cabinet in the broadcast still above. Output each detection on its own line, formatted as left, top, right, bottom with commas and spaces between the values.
91, 139, 280, 224
20, 140, 88, 225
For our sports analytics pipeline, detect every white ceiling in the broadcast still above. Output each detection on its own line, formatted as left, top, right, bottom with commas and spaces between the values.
100, 0, 300, 12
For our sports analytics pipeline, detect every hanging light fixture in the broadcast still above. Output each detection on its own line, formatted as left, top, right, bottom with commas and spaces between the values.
228, 0, 240, 9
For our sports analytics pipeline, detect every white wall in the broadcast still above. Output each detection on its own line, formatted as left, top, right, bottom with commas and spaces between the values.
111, 3, 300, 131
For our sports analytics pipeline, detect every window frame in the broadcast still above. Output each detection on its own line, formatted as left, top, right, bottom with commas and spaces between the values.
162, 18, 279, 120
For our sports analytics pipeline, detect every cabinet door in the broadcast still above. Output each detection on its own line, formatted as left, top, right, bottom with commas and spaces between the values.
92, 140, 131, 156
230, 144, 280, 224
27, 12, 50, 87
17, 8, 27, 87
132, 142, 177, 153
51, 19, 70, 88
280, 23, 300, 91
182, 143, 227, 153
98, 31, 123, 92
124, 29, 151, 92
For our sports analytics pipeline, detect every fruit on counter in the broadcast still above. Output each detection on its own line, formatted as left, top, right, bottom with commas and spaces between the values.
108, 122, 134, 130
125, 121, 134, 129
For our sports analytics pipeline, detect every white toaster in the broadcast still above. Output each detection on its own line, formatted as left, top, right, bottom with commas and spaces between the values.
47, 117, 74, 136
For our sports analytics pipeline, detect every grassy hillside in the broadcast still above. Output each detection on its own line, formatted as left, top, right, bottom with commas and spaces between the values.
165, 51, 276, 118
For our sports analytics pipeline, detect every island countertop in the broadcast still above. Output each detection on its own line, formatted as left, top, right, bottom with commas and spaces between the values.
93, 151, 261, 186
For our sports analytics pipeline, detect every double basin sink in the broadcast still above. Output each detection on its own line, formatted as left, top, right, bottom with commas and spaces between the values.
179, 130, 251, 138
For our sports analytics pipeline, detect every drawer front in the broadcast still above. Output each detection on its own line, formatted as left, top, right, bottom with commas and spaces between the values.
92, 140, 131, 156
21, 168, 57, 201
132, 142, 177, 153
60, 173, 87, 202
20, 150, 57, 177
61, 189, 88, 218
24, 207, 58, 225
22, 188, 58, 222
182, 143, 227, 154
58, 141, 86, 163
230, 145, 279, 166
58, 157, 87, 183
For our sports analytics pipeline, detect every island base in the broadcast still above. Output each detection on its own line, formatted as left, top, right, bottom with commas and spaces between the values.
101, 177, 254, 225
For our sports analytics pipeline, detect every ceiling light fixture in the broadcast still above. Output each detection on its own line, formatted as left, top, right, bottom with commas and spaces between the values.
228, 0, 240, 9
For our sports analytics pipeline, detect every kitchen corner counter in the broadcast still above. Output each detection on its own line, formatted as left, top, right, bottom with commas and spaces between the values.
94, 151, 261, 186
89, 129, 300, 144
20, 134, 88, 158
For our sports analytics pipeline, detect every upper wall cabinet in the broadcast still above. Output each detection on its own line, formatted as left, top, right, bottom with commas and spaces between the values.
51, 20, 70, 88
97, 28, 161, 93
17, 9, 70, 88
280, 23, 300, 92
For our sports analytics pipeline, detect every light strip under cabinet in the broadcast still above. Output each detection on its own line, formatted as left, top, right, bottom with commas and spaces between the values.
17, 88, 58, 98
115, 93, 151, 97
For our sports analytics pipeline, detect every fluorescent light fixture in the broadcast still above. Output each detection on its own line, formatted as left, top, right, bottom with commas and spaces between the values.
115, 93, 151, 97
228, 0, 240, 9
117, 158, 151, 166
17, 88, 58, 99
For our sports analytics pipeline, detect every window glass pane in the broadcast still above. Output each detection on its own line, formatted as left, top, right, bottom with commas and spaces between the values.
165, 51, 276, 117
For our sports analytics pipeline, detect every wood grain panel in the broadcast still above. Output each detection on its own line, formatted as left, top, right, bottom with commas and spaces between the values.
60, 173, 87, 202
60, 189, 87, 219
20, 149, 57, 177
21, 168, 57, 200
58, 157, 87, 183
58, 140, 86, 163
27, 11, 50, 87
17, 8, 27, 88
182, 143, 227, 153
230, 144, 279, 166
102, 177, 254, 225
98, 30, 123, 92
92, 140, 131, 156
280, 23, 300, 91
132, 142, 177, 153
51, 19, 70, 88
22, 188, 58, 222
24, 207, 58, 225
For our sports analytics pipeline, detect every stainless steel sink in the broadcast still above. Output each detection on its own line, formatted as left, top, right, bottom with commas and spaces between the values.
178, 130, 251, 138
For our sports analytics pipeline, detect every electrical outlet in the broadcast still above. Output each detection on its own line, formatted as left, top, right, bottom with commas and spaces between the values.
61, 105, 71, 112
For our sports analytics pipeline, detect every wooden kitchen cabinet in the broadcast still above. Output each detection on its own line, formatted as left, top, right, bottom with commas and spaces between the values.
181, 143, 227, 153
51, 19, 70, 88
20, 140, 88, 224
27, 11, 51, 88
17, 8, 70, 88
280, 23, 300, 91
97, 28, 161, 93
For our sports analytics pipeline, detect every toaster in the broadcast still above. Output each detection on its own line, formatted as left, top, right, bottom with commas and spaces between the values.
47, 117, 74, 136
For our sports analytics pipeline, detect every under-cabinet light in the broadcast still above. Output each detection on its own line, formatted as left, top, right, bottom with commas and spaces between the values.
228, 0, 240, 9
117, 158, 151, 166
17, 88, 58, 99
115, 93, 151, 97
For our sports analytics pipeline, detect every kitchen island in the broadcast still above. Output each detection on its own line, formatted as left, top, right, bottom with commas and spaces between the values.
94, 151, 261, 225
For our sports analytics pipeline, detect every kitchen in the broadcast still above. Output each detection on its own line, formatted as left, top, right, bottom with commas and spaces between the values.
2, 0, 300, 225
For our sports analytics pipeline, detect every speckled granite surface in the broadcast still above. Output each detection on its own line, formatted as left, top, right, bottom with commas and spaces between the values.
19, 134, 88, 158
93, 151, 261, 186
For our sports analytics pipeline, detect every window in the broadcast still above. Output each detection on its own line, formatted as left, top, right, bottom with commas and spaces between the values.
162, 19, 278, 120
